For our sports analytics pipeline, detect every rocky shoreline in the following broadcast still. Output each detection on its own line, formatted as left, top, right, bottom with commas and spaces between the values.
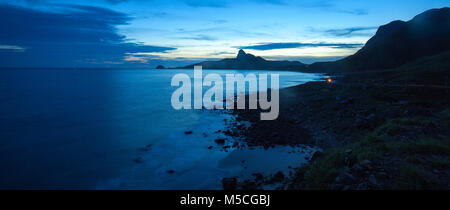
222, 71, 450, 190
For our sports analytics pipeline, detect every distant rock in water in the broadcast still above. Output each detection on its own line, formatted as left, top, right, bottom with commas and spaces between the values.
177, 49, 305, 70
307, 7, 450, 73
156, 65, 165, 69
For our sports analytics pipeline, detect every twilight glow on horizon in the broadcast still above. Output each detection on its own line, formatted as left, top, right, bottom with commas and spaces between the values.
0, 0, 448, 68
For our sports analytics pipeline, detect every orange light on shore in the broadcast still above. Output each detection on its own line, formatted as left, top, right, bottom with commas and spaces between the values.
327, 78, 333, 83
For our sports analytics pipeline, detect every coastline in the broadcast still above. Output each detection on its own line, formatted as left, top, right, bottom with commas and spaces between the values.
225, 70, 450, 190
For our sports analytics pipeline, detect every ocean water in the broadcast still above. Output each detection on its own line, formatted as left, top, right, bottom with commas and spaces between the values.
0, 69, 321, 189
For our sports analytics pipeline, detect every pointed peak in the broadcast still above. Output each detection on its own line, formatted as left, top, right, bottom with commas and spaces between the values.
237, 49, 249, 60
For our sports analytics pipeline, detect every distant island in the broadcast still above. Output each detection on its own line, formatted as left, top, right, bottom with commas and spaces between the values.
156, 65, 166, 69
176, 49, 305, 71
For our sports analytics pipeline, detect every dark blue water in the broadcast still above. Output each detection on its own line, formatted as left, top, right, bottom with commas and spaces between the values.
0, 69, 320, 189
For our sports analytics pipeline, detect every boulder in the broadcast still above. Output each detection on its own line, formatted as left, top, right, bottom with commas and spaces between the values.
222, 178, 237, 190
310, 150, 323, 161
215, 138, 226, 144
270, 171, 285, 183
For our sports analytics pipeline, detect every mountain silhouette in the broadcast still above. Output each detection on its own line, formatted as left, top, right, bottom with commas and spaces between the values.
308, 7, 450, 72
177, 49, 305, 70
177, 7, 450, 73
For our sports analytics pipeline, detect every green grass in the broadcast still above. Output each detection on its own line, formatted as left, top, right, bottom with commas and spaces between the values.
441, 108, 450, 128
395, 165, 440, 190
375, 116, 432, 136
297, 116, 450, 189
391, 137, 450, 155
298, 149, 345, 189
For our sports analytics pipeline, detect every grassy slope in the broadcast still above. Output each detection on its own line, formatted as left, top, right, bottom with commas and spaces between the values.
295, 114, 450, 190
289, 51, 450, 190
228, 50, 450, 189
338, 50, 450, 85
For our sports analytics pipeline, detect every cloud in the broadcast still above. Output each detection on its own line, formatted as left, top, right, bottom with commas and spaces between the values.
0, 44, 26, 52
236, 42, 364, 50
208, 51, 235, 56
182, 0, 229, 8
104, 0, 129, 4
322, 26, 378, 37
179, 35, 217, 41
265, 55, 346, 64
213, 19, 228, 24
175, 26, 270, 39
16, 0, 131, 5
337, 8, 368, 15
97, 0, 230, 7
180, 0, 286, 8
292, 0, 368, 16
0, 4, 175, 67
253, 0, 286, 5
124, 52, 209, 64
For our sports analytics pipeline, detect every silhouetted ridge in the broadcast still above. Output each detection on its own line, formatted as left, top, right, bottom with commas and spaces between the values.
308, 7, 450, 73
177, 49, 305, 70
177, 8, 450, 73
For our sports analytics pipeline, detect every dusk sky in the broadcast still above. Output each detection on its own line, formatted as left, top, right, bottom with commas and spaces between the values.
0, 0, 448, 68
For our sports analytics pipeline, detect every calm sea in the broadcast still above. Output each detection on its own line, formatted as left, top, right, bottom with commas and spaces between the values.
0, 69, 321, 189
